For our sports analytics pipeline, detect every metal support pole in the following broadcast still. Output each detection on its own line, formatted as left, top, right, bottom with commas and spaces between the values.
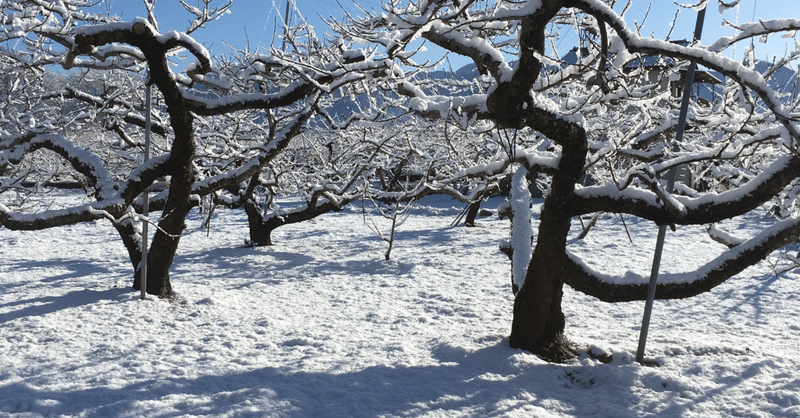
636, 7, 707, 364
281, 0, 292, 52
140, 81, 152, 300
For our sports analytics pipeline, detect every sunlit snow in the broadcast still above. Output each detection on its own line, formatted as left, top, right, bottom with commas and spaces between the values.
2, 192, 799, 417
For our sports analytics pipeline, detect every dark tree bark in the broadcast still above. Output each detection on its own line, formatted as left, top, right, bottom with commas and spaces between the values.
243, 198, 344, 246
114, 221, 143, 274
464, 201, 481, 227
508, 126, 587, 359
243, 199, 275, 246
483, 1, 586, 360
73, 26, 202, 296
131, 57, 196, 296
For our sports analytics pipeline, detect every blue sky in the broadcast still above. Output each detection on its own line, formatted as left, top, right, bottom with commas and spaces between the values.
105, 0, 383, 52
106, 0, 796, 69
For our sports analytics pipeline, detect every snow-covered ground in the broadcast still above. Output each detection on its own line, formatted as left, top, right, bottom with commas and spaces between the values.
1, 193, 799, 417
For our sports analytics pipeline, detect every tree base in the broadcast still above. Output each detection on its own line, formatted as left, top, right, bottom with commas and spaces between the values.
132, 274, 173, 297
244, 238, 272, 247
511, 332, 576, 363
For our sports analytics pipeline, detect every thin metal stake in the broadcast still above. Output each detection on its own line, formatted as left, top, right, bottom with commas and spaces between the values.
281, 0, 292, 52
141, 81, 152, 300
636, 7, 707, 364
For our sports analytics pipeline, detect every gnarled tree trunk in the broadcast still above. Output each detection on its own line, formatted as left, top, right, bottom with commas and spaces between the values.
121, 31, 198, 296
243, 198, 343, 246
508, 191, 576, 359
487, 1, 588, 358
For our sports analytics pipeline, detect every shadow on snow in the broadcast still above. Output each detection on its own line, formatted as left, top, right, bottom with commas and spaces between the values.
0, 286, 128, 325
1, 340, 671, 418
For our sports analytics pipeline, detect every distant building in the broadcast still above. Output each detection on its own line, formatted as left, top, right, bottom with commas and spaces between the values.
561, 40, 724, 105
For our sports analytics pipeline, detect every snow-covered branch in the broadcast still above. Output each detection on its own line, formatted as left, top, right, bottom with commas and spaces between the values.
574, 154, 800, 224
1, 133, 116, 200
568, 0, 800, 141
0, 199, 125, 230
563, 216, 800, 302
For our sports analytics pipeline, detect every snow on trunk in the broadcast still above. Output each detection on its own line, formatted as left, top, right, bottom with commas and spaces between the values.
510, 165, 533, 291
